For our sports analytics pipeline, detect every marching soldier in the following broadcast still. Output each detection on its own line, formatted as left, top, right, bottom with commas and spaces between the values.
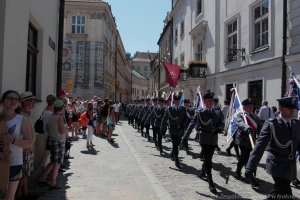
180, 99, 195, 155
184, 90, 224, 193
145, 98, 165, 154
138, 99, 146, 135
141, 99, 152, 141
234, 98, 261, 184
245, 96, 300, 199
160, 95, 187, 169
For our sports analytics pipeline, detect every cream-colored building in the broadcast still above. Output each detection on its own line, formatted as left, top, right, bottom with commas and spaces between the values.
131, 69, 150, 100
63, 0, 130, 101
0, 0, 59, 115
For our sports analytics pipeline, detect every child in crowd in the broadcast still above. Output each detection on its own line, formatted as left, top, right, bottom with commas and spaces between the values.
106, 106, 115, 143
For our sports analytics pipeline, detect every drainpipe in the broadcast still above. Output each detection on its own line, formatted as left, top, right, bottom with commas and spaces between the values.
281, 0, 288, 97
115, 34, 118, 101
56, 0, 65, 92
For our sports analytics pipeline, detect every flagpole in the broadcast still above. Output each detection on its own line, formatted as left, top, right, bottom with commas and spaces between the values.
225, 88, 235, 142
234, 88, 255, 149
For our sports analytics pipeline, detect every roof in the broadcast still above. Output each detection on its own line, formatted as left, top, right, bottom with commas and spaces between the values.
132, 69, 149, 80
132, 51, 158, 60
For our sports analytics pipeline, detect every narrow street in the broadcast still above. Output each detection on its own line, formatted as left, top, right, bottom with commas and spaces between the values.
33, 121, 300, 200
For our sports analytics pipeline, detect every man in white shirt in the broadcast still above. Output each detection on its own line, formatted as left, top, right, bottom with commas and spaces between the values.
258, 101, 275, 122
113, 101, 121, 123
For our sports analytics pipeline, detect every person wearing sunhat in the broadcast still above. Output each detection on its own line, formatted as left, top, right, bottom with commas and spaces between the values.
17, 91, 38, 199
245, 96, 300, 199
234, 98, 261, 188
184, 90, 224, 193
160, 94, 188, 169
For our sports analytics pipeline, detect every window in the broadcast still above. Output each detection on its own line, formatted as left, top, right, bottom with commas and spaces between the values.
197, 0, 202, 16
253, 0, 269, 50
180, 53, 185, 67
195, 42, 203, 61
248, 80, 263, 110
227, 20, 238, 61
180, 21, 184, 36
225, 83, 234, 102
26, 23, 38, 95
71, 16, 86, 34
174, 28, 178, 43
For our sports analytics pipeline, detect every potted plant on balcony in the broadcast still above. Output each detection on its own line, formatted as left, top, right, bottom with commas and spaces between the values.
188, 61, 207, 78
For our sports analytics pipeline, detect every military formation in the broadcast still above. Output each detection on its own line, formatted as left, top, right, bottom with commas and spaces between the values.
125, 90, 300, 199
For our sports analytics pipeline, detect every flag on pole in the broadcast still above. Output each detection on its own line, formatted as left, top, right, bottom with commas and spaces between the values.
195, 86, 205, 110
288, 72, 300, 119
179, 90, 184, 106
226, 88, 243, 142
163, 63, 181, 88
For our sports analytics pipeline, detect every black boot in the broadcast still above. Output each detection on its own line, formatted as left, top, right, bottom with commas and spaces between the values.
170, 151, 174, 161
207, 174, 217, 193
198, 164, 207, 181
234, 166, 242, 180
174, 156, 181, 169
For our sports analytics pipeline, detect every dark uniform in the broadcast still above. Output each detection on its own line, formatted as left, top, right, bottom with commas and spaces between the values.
180, 99, 195, 155
145, 98, 165, 153
160, 95, 187, 169
141, 99, 151, 140
184, 90, 224, 193
234, 98, 261, 181
245, 96, 300, 199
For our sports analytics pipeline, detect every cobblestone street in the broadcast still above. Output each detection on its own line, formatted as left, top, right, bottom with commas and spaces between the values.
34, 120, 300, 200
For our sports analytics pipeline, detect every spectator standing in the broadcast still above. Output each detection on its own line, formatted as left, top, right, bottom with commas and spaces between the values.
39, 100, 67, 189
85, 102, 95, 148
113, 101, 121, 124
1, 90, 32, 200
41, 95, 56, 170
258, 101, 275, 123
100, 99, 110, 137
106, 106, 116, 143
95, 100, 103, 136
17, 91, 38, 199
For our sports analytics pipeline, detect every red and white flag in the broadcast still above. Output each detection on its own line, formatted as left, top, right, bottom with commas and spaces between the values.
163, 63, 181, 88
245, 113, 258, 133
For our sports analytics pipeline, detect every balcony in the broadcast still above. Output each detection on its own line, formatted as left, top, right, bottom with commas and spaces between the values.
179, 61, 207, 81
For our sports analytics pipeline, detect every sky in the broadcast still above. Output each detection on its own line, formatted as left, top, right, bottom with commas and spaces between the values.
105, 0, 171, 56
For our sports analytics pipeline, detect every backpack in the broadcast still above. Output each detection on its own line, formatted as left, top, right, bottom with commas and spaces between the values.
34, 112, 44, 134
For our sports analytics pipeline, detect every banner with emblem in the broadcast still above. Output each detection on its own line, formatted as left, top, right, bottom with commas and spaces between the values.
163, 63, 181, 88
226, 88, 243, 142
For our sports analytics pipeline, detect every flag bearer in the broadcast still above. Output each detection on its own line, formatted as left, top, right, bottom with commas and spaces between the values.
234, 98, 261, 186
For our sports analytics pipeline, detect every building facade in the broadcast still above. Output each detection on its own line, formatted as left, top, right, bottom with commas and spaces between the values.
0, 0, 60, 169
157, 12, 173, 96
158, 0, 300, 108
131, 69, 150, 100
0, 0, 59, 117
131, 51, 158, 79
63, 0, 130, 100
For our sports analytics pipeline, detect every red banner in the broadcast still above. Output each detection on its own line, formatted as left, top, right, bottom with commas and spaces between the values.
163, 63, 181, 88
